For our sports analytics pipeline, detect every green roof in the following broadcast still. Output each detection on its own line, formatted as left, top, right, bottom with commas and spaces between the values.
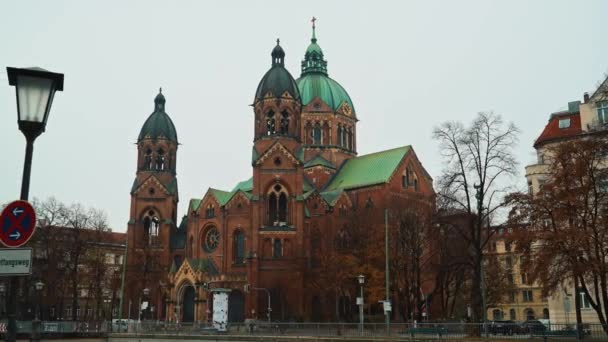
304, 155, 335, 169
232, 177, 253, 193
210, 188, 232, 206
254, 63, 300, 103
325, 146, 411, 191
189, 199, 202, 212
138, 91, 178, 143
320, 189, 343, 206
296, 73, 355, 117
303, 178, 314, 192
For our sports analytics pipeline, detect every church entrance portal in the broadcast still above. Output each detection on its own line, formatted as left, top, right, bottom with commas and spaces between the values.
228, 290, 245, 322
182, 287, 195, 322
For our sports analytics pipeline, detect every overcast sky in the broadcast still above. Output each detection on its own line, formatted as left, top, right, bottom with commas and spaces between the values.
1, 1, 607, 232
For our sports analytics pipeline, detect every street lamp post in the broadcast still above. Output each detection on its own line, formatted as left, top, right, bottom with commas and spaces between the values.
6, 66, 64, 342
357, 275, 365, 335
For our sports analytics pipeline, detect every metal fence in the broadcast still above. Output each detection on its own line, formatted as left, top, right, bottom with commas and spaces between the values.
112, 321, 608, 339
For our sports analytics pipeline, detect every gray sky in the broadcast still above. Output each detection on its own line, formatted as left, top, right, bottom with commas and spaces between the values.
1, 0, 607, 232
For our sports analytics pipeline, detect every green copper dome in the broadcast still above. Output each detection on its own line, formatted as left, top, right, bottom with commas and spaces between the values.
254, 40, 301, 102
297, 25, 355, 116
138, 89, 178, 143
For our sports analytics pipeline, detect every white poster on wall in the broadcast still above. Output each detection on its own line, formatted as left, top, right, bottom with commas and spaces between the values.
212, 290, 230, 332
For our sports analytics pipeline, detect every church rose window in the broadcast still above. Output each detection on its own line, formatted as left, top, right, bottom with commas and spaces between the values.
204, 227, 220, 252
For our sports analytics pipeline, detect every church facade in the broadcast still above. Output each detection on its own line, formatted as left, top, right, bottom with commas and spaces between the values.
124, 25, 435, 323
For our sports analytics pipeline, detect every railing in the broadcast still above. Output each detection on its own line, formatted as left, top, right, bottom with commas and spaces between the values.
110, 321, 608, 339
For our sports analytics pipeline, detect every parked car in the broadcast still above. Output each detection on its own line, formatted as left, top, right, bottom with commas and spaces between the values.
489, 320, 519, 335
520, 320, 547, 334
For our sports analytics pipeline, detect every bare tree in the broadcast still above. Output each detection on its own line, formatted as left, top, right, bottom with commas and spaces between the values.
433, 112, 519, 322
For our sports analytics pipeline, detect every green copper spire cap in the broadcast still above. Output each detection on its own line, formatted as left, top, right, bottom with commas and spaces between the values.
138, 88, 179, 143
301, 17, 327, 76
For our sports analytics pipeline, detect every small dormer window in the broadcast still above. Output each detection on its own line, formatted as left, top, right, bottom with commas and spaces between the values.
598, 101, 608, 125
558, 118, 571, 129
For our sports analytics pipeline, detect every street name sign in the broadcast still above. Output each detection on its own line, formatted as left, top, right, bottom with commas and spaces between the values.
0, 200, 36, 247
0, 248, 32, 275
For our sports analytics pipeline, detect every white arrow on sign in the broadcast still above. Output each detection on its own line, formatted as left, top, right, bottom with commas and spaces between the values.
12, 208, 23, 216
9, 231, 21, 240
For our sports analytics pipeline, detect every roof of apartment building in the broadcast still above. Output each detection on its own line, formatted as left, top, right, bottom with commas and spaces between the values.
534, 101, 582, 148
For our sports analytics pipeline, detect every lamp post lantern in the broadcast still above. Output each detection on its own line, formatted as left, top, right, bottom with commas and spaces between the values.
357, 275, 365, 335
6, 66, 63, 342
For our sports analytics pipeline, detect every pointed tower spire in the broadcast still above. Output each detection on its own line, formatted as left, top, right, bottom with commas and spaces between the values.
301, 17, 328, 76
311, 16, 317, 43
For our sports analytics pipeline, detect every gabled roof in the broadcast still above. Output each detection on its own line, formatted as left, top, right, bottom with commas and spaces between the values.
189, 199, 202, 212
325, 146, 411, 191
304, 155, 335, 169
209, 188, 232, 206
320, 189, 343, 206
534, 104, 582, 148
185, 258, 219, 276
131, 175, 178, 197
232, 177, 253, 193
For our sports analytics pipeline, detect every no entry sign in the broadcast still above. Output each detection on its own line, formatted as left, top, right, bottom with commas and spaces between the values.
0, 200, 36, 247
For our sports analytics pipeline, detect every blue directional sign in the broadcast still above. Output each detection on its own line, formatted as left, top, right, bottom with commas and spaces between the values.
0, 200, 36, 248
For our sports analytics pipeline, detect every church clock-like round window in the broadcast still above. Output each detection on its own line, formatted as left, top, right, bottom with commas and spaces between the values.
204, 227, 220, 252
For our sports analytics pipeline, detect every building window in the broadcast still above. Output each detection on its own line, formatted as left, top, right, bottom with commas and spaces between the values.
521, 272, 529, 285
66, 306, 72, 318
509, 308, 516, 320
577, 288, 592, 309
156, 148, 166, 171
508, 291, 516, 303
507, 273, 514, 286
234, 230, 245, 264
144, 149, 153, 170
76, 306, 81, 318
492, 309, 503, 320
558, 118, 571, 129
266, 110, 276, 135
267, 184, 288, 226
414, 178, 419, 192
142, 210, 160, 246
335, 228, 350, 250
205, 204, 215, 218
312, 123, 322, 145
337, 125, 343, 147
543, 308, 550, 319
203, 226, 220, 252
525, 308, 535, 320
505, 256, 512, 268
280, 110, 289, 134
273, 239, 283, 258
598, 101, 608, 124
523, 290, 533, 302
505, 241, 512, 252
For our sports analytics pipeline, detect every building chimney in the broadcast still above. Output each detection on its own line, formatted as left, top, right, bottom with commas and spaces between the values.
584, 92, 590, 103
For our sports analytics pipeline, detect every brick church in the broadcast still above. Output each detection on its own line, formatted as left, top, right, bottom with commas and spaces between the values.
124, 23, 435, 323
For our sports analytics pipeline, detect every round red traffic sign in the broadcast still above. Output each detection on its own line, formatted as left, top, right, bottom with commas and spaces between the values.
0, 200, 37, 247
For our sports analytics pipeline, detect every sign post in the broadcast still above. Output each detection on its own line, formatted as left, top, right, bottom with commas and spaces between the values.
1, 200, 37, 342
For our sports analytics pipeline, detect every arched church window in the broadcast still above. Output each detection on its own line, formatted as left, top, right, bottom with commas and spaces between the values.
273, 238, 283, 258
346, 128, 353, 151
203, 226, 220, 252
280, 110, 290, 134
335, 228, 350, 250
312, 123, 322, 145
336, 125, 343, 147
234, 230, 245, 264
341, 126, 346, 147
144, 149, 153, 170
206, 204, 215, 218
156, 149, 166, 171
266, 110, 276, 135
305, 122, 312, 144
267, 184, 288, 226
414, 177, 419, 192
142, 210, 160, 246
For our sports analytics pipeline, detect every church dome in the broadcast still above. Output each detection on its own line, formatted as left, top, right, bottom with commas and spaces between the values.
296, 24, 356, 117
138, 89, 178, 143
254, 40, 301, 103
